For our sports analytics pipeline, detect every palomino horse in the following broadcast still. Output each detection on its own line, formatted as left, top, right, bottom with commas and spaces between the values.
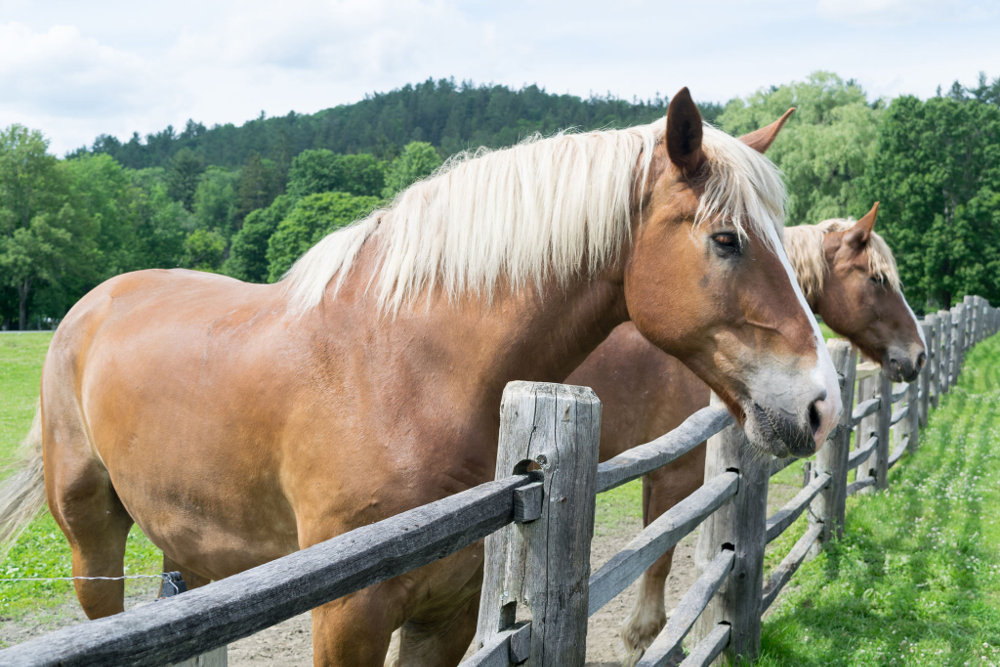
0, 89, 840, 665
566, 202, 926, 662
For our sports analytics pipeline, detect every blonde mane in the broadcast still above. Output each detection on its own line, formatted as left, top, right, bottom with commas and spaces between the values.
284, 118, 787, 314
785, 218, 901, 303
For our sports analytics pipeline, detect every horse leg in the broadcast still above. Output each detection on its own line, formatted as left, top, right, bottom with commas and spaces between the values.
388, 587, 479, 667
47, 460, 134, 620
621, 444, 706, 664
310, 583, 405, 666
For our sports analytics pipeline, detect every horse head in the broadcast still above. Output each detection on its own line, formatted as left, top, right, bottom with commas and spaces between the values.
623, 89, 840, 458
814, 202, 927, 381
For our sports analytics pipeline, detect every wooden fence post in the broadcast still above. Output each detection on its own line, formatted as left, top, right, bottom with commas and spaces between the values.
938, 310, 952, 392
808, 340, 856, 552
476, 381, 600, 665
906, 370, 920, 453
855, 376, 876, 493
858, 372, 891, 493
692, 394, 770, 662
953, 304, 965, 383
874, 372, 892, 491
924, 315, 939, 414
965, 295, 977, 347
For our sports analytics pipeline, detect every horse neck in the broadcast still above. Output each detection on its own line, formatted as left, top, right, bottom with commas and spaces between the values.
325, 251, 629, 400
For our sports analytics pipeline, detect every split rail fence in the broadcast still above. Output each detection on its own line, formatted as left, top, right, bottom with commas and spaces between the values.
1, 295, 997, 666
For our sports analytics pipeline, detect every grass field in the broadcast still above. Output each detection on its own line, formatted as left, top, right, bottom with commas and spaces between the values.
759, 334, 1000, 666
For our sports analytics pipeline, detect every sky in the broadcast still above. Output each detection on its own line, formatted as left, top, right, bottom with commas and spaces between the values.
2, 0, 998, 156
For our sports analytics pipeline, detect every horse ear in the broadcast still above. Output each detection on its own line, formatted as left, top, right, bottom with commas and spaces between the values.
739, 108, 795, 154
846, 201, 879, 248
665, 87, 705, 174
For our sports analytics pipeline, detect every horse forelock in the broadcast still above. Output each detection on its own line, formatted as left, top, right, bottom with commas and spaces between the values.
283, 118, 786, 315
786, 218, 902, 302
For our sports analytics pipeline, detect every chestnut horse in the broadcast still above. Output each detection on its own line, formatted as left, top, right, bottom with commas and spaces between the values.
566, 202, 926, 662
0, 89, 840, 666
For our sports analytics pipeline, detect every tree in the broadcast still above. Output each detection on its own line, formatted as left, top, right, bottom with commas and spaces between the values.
0, 125, 97, 329
62, 153, 140, 279
223, 194, 295, 283
287, 150, 386, 198
192, 166, 239, 235
181, 228, 227, 272
856, 94, 1000, 309
129, 168, 193, 270
235, 151, 283, 223
381, 141, 442, 199
717, 72, 881, 225
266, 192, 379, 281
166, 147, 205, 210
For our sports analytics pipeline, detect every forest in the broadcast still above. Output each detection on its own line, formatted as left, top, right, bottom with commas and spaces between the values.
2, 72, 999, 330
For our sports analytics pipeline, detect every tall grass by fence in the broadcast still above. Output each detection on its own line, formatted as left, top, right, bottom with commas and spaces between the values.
0, 295, 996, 666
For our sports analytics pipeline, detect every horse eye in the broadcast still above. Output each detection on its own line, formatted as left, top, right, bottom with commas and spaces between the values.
711, 232, 741, 257
870, 275, 884, 286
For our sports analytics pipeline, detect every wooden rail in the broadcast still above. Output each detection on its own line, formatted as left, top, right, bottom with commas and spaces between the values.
2, 296, 996, 666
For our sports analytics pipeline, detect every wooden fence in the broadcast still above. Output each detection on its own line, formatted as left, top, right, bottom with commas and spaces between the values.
1, 295, 996, 666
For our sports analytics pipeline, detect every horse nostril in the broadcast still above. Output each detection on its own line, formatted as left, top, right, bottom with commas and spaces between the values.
916, 352, 927, 371
808, 392, 825, 435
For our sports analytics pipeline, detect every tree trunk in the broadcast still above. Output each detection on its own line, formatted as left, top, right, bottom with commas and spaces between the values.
17, 277, 30, 331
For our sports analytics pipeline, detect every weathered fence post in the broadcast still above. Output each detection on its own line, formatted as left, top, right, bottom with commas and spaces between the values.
855, 375, 876, 493
808, 340, 856, 554
906, 369, 920, 453
965, 295, 977, 347
938, 310, 952, 392
923, 314, 938, 414
953, 303, 966, 381
873, 372, 892, 491
692, 393, 770, 662
476, 381, 600, 665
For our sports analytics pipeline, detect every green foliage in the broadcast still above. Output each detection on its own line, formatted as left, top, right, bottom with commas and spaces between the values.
856, 94, 1000, 310
192, 166, 239, 235
266, 192, 380, 282
166, 148, 205, 211
181, 228, 226, 272
223, 194, 295, 283
758, 335, 1000, 666
128, 168, 192, 270
287, 150, 386, 198
0, 126, 103, 329
382, 141, 442, 199
718, 72, 881, 225
235, 151, 284, 224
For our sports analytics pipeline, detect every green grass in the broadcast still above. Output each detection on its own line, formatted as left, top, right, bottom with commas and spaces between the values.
0, 333, 161, 633
757, 334, 1000, 666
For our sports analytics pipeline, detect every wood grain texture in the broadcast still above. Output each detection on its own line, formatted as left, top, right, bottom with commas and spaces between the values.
691, 404, 770, 662
808, 340, 855, 550
476, 381, 600, 666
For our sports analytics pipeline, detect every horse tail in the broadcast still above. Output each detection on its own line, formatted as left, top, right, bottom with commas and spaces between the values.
0, 403, 47, 560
